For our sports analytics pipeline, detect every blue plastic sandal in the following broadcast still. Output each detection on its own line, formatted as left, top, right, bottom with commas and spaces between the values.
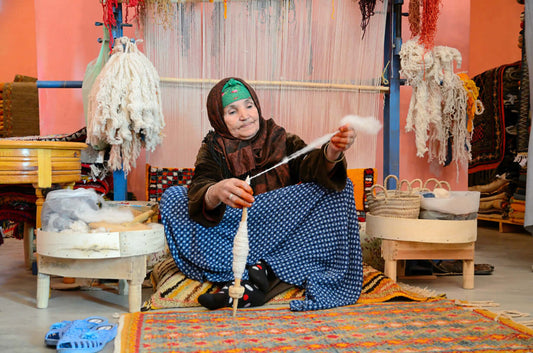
44, 316, 107, 348
57, 323, 118, 353
44, 320, 72, 346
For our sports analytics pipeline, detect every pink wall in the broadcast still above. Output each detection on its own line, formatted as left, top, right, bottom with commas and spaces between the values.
0, 1, 525, 199
398, 0, 471, 190
469, 0, 524, 78
0, 0, 37, 81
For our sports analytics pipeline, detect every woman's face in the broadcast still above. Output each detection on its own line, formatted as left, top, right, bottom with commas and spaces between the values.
223, 98, 260, 140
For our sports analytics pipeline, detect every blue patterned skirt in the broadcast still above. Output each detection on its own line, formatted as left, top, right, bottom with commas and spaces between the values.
159, 181, 363, 311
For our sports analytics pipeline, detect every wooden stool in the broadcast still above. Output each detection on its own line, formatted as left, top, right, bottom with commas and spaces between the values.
36, 224, 166, 312
366, 214, 477, 289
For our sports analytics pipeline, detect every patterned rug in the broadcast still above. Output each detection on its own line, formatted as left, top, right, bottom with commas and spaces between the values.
469, 61, 521, 186
141, 258, 438, 311
115, 300, 533, 353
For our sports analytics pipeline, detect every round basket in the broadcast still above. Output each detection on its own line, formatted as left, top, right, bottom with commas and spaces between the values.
366, 175, 421, 219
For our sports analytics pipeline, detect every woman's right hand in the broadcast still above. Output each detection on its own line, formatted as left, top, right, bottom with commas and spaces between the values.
205, 178, 254, 209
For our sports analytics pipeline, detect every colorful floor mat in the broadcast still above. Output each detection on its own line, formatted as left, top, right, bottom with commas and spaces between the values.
141, 260, 436, 311
115, 300, 533, 353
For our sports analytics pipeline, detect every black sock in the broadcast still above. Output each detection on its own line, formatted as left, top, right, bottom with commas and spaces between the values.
198, 280, 266, 310
248, 260, 271, 292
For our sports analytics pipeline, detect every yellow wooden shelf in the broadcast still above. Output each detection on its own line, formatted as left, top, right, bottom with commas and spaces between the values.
477, 216, 524, 233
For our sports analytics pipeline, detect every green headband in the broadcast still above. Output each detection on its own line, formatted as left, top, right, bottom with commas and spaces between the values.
221, 79, 251, 108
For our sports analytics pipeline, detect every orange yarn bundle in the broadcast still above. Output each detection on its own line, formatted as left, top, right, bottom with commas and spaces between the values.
408, 0, 442, 50
408, 0, 421, 37
458, 72, 480, 134
419, 0, 441, 49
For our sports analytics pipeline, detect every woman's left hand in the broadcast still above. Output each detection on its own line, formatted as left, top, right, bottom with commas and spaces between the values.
327, 124, 356, 160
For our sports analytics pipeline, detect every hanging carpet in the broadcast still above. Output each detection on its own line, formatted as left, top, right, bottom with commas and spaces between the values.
469, 61, 521, 186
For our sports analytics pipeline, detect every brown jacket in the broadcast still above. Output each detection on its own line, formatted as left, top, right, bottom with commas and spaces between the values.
188, 133, 347, 227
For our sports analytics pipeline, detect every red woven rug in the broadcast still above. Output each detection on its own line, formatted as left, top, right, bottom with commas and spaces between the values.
116, 300, 533, 353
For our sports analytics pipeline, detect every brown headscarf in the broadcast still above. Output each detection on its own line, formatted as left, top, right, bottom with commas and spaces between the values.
205, 77, 291, 194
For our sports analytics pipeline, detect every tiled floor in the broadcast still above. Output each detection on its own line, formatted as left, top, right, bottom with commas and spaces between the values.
0, 223, 532, 352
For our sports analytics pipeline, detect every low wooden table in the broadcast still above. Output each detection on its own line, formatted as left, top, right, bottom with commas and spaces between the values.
0, 140, 87, 267
365, 213, 477, 289
36, 224, 166, 312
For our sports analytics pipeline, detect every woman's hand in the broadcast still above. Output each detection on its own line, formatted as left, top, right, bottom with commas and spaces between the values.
326, 124, 357, 162
205, 178, 254, 209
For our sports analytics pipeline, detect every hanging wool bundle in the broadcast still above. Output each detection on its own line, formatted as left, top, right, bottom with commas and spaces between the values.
400, 38, 440, 158
400, 39, 471, 178
407, 0, 442, 50
358, 0, 380, 38
408, 0, 421, 37
457, 72, 483, 134
432, 46, 470, 172
87, 36, 165, 174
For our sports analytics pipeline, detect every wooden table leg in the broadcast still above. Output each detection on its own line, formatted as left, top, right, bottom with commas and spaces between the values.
36, 272, 50, 309
463, 259, 474, 289
23, 222, 35, 270
127, 256, 147, 313
384, 259, 398, 282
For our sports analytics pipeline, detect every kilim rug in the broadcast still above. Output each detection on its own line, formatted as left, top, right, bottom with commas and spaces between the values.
141, 259, 437, 311
469, 61, 521, 186
115, 300, 533, 353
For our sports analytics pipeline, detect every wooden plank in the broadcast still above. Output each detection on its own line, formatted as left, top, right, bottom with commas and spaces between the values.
36, 224, 166, 259
37, 230, 122, 258
37, 255, 140, 280
477, 216, 525, 233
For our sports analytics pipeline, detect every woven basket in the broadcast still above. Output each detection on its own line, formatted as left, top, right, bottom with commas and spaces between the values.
366, 175, 421, 219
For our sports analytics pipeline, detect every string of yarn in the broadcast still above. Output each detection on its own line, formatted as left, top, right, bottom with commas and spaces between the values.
87, 36, 165, 175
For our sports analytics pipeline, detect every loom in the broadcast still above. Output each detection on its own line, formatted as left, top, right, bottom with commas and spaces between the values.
35, 0, 405, 199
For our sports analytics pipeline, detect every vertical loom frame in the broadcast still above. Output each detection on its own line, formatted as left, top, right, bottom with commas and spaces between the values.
382, 0, 402, 186
37, 0, 402, 198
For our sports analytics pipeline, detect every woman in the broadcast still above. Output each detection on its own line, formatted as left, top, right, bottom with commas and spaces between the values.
160, 77, 363, 311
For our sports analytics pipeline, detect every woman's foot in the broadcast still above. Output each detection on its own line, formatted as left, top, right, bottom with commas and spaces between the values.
198, 280, 265, 310
248, 259, 272, 292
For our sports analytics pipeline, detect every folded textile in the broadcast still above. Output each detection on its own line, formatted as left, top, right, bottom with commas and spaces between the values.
508, 210, 525, 219
510, 196, 526, 205
512, 193, 526, 201
468, 177, 509, 193
509, 202, 525, 212
479, 192, 508, 202
477, 209, 506, 216
479, 199, 507, 210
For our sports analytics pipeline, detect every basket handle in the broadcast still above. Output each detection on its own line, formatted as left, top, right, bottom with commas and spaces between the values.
409, 178, 424, 190
398, 179, 413, 193
383, 174, 400, 191
368, 184, 389, 200
422, 178, 452, 192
